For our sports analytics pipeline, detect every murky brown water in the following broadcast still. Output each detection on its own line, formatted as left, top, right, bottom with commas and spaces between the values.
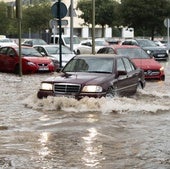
0, 60, 170, 169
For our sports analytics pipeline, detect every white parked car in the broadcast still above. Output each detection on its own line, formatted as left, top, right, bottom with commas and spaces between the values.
34, 44, 76, 68
0, 38, 18, 47
50, 34, 81, 52
75, 38, 109, 55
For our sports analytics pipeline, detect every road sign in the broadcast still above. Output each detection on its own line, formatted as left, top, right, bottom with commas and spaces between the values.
49, 19, 68, 28
51, 2, 67, 19
164, 18, 170, 28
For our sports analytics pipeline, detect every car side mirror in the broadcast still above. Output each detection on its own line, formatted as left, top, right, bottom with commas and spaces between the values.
117, 70, 127, 77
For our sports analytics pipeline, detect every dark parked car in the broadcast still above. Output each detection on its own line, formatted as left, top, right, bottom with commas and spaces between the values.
37, 54, 145, 99
122, 39, 169, 61
0, 46, 55, 74
97, 45, 165, 81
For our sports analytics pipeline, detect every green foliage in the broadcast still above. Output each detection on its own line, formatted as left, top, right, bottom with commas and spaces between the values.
119, 0, 170, 39
22, 2, 52, 34
77, 0, 118, 26
0, 2, 10, 35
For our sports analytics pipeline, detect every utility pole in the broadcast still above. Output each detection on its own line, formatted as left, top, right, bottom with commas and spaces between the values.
92, 0, 95, 54
16, 0, 22, 76
70, 0, 73, 52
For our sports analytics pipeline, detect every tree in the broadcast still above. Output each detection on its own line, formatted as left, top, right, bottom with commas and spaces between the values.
77, 0, 119, 37
22, 1, 52, 37
119, 0, 170, 40
0, 2, 12, 35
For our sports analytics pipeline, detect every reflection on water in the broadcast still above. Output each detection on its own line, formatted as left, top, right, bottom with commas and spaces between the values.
38, 132, 50, 157
82, 128, 103, 167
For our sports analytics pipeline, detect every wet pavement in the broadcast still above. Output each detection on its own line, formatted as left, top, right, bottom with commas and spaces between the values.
0, 60, 170, 169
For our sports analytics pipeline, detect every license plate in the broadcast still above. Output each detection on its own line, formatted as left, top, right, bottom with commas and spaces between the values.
39, 67, 49, 71
157, 54, 165, 57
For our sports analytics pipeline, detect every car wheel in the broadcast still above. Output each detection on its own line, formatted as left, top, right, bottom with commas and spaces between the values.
77, 50, 81, 55
14, 64, 19, 74
105, 87, 117, 98
160, 75, 165, 81
137, 81, 143, 90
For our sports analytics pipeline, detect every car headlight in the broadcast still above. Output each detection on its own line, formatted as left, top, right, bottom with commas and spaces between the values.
40, 83, 53, 90
82, 85, 102, 92
146, 50, 151, 55
27, 61, 36, 66
160, 66, 164, 72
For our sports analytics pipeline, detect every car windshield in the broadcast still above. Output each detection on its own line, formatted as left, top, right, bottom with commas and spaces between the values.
64, 37, 81, 45
117, 48, 150, 59
18, 48, 42, 57
46, 46, 73, 54
95, 40, 106, 46
63, 57, 114, 73
137, 39, 157, 47
0, 38, 13, 43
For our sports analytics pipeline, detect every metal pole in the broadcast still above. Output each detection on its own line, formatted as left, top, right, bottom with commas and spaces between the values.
168, 19, 170, 53
19, 17, 22, 76
16, 0, 22, 76
58, 0, 62, 68
92, 0, 95, 54
70, 0, 73, 52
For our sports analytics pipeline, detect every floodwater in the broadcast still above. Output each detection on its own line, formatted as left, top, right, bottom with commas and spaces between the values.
0, 60, 170, 169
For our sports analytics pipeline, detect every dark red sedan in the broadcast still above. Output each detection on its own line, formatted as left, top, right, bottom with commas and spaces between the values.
37, 54, 145, 99
0, 46, 55, 74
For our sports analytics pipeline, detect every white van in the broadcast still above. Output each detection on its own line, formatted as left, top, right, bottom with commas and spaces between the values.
50, 34, 81, 51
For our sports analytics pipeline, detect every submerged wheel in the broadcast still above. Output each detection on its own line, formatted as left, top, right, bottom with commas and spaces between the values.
105, 87, 117, 98
14, 64, 19, 74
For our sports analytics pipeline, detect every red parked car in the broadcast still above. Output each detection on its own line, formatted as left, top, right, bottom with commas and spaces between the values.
0, 46, 55, 74
97, 45, 165, 81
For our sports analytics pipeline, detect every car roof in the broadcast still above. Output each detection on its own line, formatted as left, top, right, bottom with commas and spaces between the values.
110, 45, 140, 49
75, 54, 127, 59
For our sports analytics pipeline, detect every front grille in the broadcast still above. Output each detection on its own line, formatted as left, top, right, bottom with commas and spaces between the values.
144, 70, 160, 76
54, 83, 81, 94
38, 63, 48, 66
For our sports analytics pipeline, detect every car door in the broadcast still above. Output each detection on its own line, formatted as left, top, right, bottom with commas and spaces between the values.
122, 57, 138, 94
0, 47, 9, 71
116, 57, 138, 95
5, 47, 18, 72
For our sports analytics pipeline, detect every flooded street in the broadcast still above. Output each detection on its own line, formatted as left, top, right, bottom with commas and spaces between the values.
0, 60, 170, 169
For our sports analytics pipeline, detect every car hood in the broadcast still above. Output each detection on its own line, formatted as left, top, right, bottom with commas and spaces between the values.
44, 72, 114, 85
132, 58, 162, 69
142, 46, 167, 50
23, 56, 51, 63
50, 54, 75, 61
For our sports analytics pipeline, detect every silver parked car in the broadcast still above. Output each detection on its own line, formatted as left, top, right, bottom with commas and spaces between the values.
34, 44, 76, 68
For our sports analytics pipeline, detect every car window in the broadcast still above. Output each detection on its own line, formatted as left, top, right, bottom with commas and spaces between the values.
0, 47, 8, 54
7, 48, 16, 56
117, 48, 150, 59
123, 57, 135, 72
117, 58, 126, 72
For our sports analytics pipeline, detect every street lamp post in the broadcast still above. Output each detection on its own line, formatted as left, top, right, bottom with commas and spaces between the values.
92, 0, 95, 54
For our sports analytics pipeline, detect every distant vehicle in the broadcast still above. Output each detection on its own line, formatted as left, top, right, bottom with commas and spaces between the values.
0, 38, 18, 47
22, 39, 47, 47
97, 45, 165, 81
33, 44, 75, 67
76, 38, 109, 55
0, 46, 55, 74
50, 34, 81, 51
122, 38, 169, 61
37, 54, 145, 99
